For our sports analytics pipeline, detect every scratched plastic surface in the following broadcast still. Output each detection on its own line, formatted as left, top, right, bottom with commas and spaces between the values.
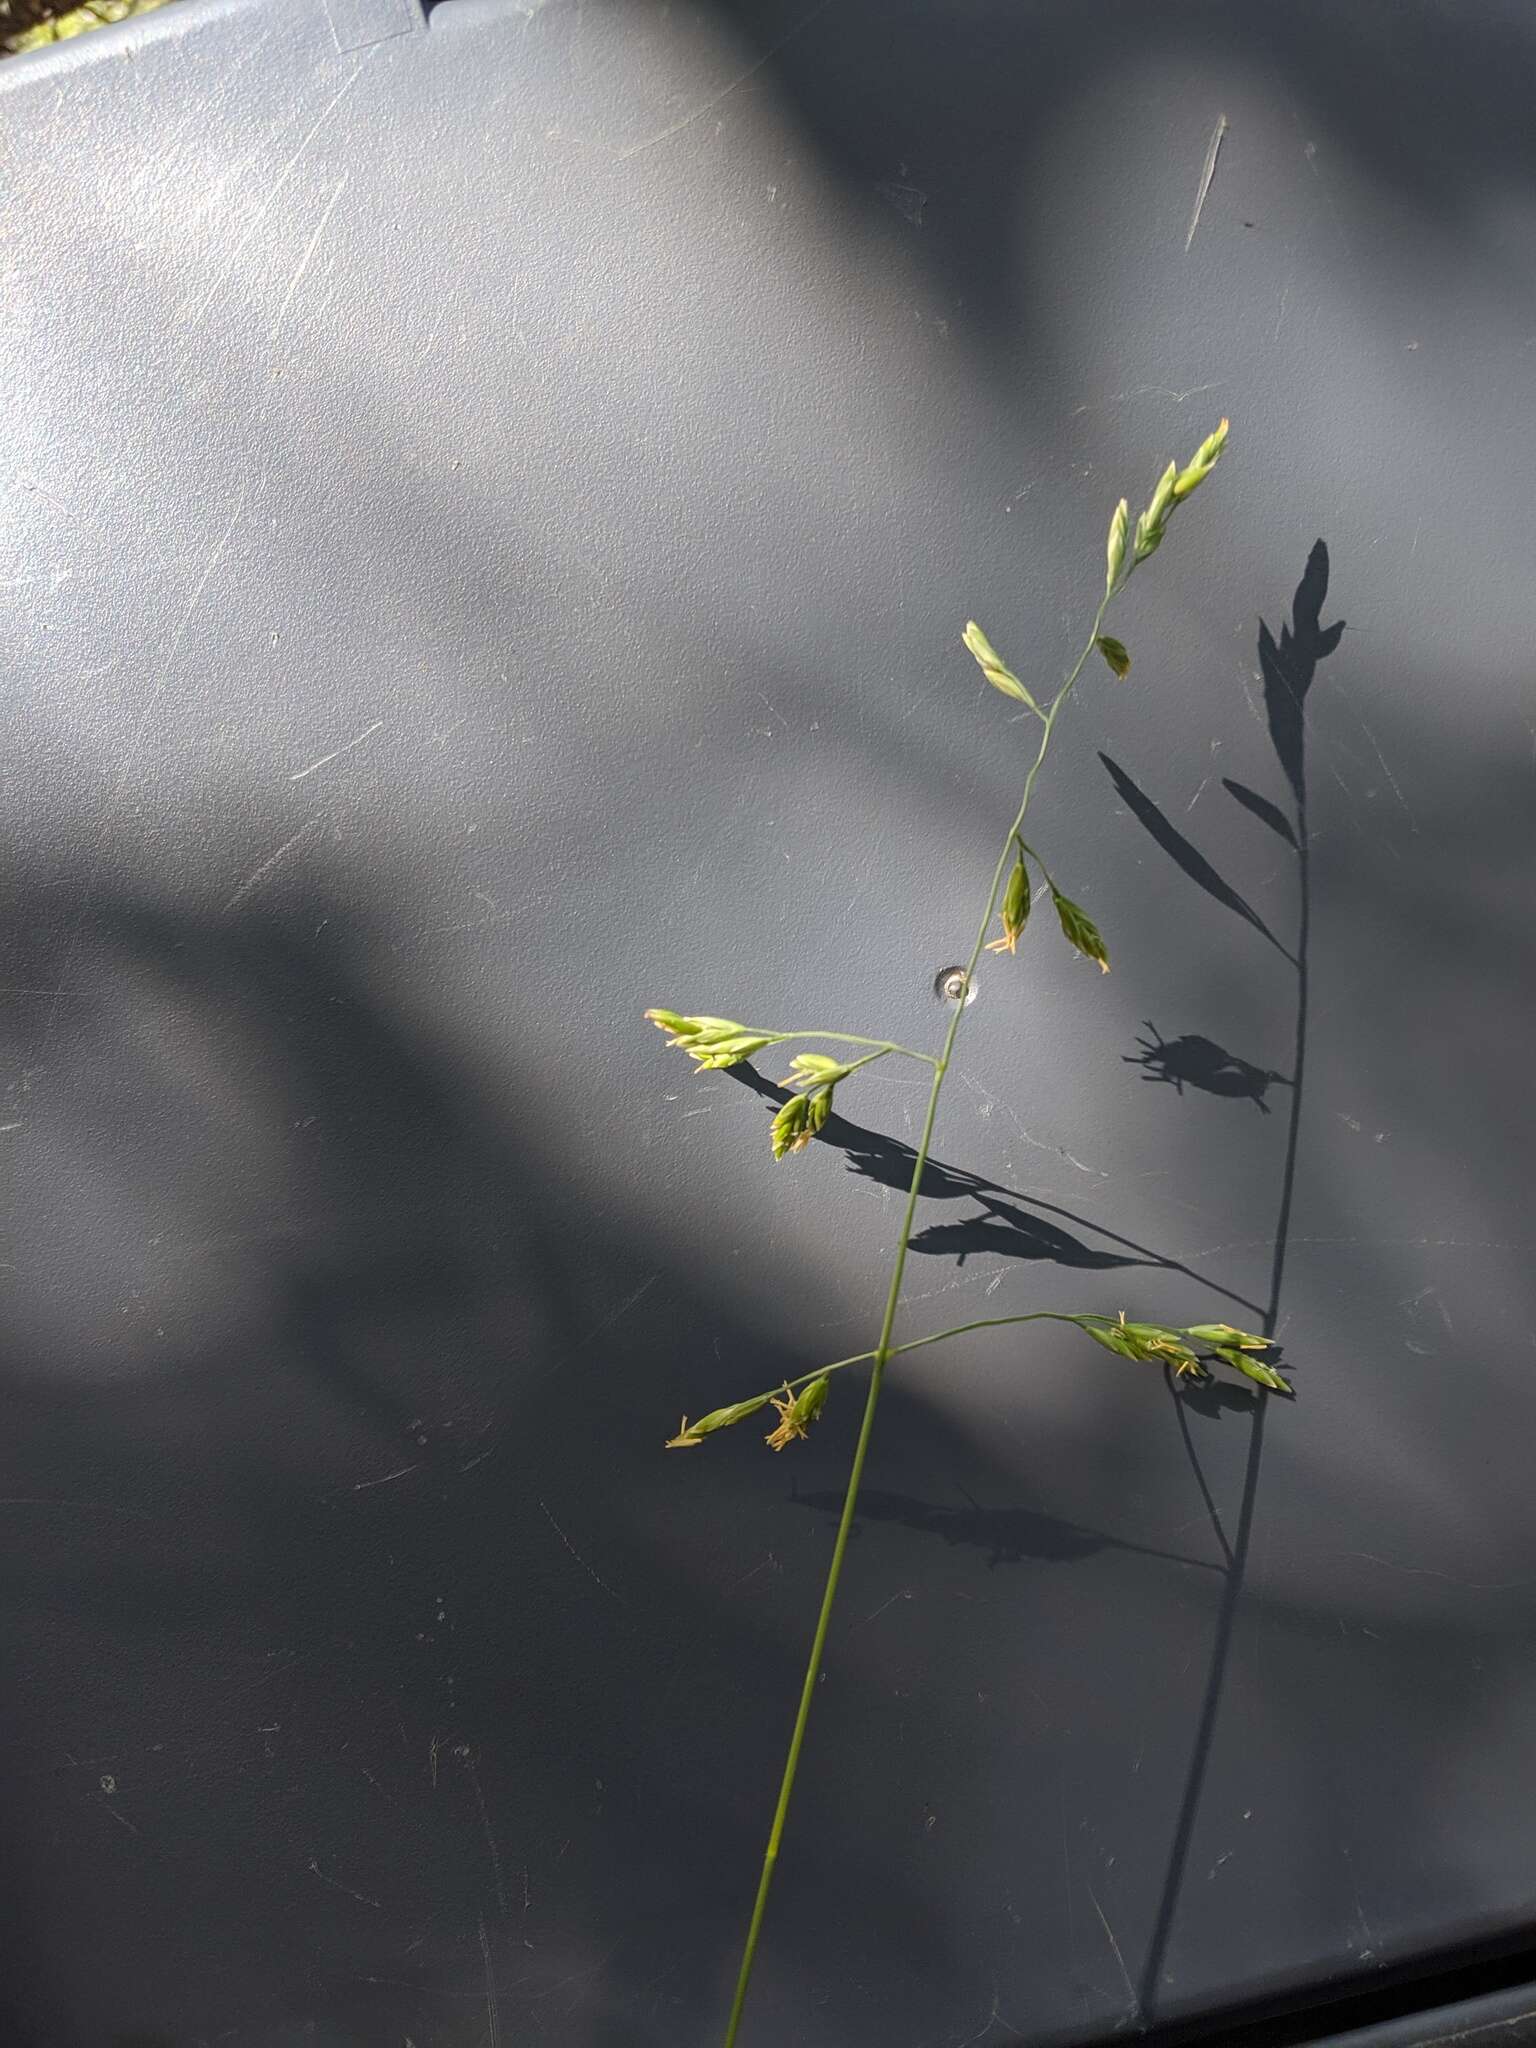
3, 2, 1536, 2043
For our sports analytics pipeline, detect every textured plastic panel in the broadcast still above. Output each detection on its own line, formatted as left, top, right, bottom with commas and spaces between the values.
3, 2, 1536, 2043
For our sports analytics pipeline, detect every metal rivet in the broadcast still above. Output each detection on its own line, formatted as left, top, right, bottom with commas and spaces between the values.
933, 966, 976, 1007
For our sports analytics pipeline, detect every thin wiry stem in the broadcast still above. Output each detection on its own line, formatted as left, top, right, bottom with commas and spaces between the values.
833, 1048, 896, 1080
722, 595, 1113, 2046
764, 1030, 938, 1066
721, 1311, 1111, 1410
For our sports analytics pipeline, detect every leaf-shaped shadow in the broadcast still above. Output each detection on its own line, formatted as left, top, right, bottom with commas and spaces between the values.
909, 1195, 1137, 1270
1176, 1375, 1260, 1421
1260, 536, 1346, 804
1135, 542, 1342, 2020
1099, 753, 1296, 963
789, 1487, 1225, 1573
725, 1064, 1264, 1317
1125, 1020, 1290, 1113
1222, 778, 1298, 848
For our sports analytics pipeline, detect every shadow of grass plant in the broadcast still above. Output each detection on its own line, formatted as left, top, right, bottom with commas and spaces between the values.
644, 421, 1291, 2045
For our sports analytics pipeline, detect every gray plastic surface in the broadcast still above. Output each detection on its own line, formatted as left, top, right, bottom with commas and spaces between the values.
1315, 1984, 1536, 2048
4, 2, 1536, 2043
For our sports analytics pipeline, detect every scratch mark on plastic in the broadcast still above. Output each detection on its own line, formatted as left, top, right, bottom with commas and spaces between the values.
223, 813, 325, 913
348, 1462, 421, 1492
98, 1797, 140, 1837
46, 476, 250, 1039
424, 891, 511, 939
1341, 1842, 1376, 1954
615, 0, 835, 161
0, 1495, 155, 1521
582, 1273, 658, 1342
1302, 138, 1353, 256
1071, 381, 1222, 418
308, 1856, 381, 1907
1087, 1879, 1137, 2010
1273, 267, 1293, 342
856, 1587, 913, 1629
1185, 113, 1228, 250
946, 1988, 1012, 2048
479, 1913, 501, 2048
460, 1748, 508, 1916
269, 172, 351, 348
289, 715, 382, 781
1342, 1552, 1536, 1594
1355, 718, 1416, 829
954, 1070, 1106, 1177
538, 1498, 624, 1605
188, 54, 376, 329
